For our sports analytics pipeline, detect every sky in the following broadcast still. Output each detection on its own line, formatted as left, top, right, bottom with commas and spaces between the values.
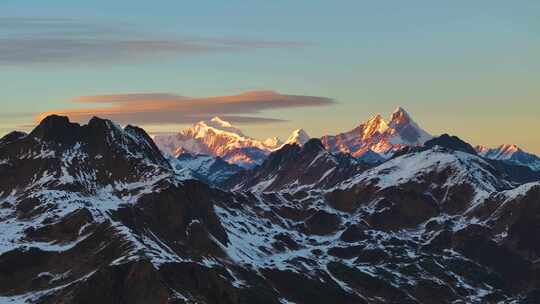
1, 1, 539, 153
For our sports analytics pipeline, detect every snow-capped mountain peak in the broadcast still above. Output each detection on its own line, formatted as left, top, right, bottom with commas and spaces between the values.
388, 106, 411, 126
2, 115, 540, 303
153, 117, 281, 167
263, 136, 281, 147
475, 145, 490, 155
186, 116, 246, 139
154, 108, 435, 166
361, 114, 389, 140
284, 128, 310, 146
210, 116, 233, 128
497, 144, 521, 156
476, 143, 540, 171
477, 144, 522, 159
321, 107, 432, 159
387, 106, 432, 145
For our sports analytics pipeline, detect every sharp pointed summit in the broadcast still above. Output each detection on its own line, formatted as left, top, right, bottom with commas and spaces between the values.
498, 144, 521, 155
361, 114, 389, 140
389, 106, 412, 126
321, 107, 432, 159
386, 106, 431, 145
283, 128, 310, 146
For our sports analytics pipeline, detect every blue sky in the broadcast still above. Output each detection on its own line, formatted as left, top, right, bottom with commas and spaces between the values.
1, 1, 539, 152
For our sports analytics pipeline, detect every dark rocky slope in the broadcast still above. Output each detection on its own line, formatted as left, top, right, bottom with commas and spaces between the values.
224, 139, 371, 192
1, 117, 540, 303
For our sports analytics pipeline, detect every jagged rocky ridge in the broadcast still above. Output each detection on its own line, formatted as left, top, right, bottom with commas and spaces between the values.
1, 116, 540, 303
224, 138, 371, 192
321, 107, 432, 159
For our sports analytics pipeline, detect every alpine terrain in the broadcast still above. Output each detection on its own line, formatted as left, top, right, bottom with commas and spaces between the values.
476, 144, 540, 172
0, 113, 540, 304
153, 117, 305, 168
321, 107, 432, 160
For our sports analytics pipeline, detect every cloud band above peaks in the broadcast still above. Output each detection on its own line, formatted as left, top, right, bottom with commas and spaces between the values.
36, 90, 335, 125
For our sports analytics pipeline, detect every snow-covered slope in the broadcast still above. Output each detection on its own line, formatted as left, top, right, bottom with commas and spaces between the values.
337, 147, 511, 200
0, 115, 249, 303
153, 117, 282, 168
2, 115, 540, 303
324, 146, 515, 230
0, 115, 185, 293
169, 153, 242, 185
321, 107, 432, 159
223, 144, 540, 303
476, 144, 540, 171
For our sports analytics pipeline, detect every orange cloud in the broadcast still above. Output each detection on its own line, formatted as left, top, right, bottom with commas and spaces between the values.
36, 90, 335, 125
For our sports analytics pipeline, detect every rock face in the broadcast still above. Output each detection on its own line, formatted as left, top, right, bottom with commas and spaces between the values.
1, 115, 540, 303
321, 107, 432, 160
224, 138, 371, 192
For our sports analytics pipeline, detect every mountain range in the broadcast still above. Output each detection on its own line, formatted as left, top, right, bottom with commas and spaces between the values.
154, 107, 540, 173
153, 117, 283, 168
1, 112, 540, 303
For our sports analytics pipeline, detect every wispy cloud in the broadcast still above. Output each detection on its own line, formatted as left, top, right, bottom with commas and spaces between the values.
0, 17, 306, 65
36, 90, 335, 125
